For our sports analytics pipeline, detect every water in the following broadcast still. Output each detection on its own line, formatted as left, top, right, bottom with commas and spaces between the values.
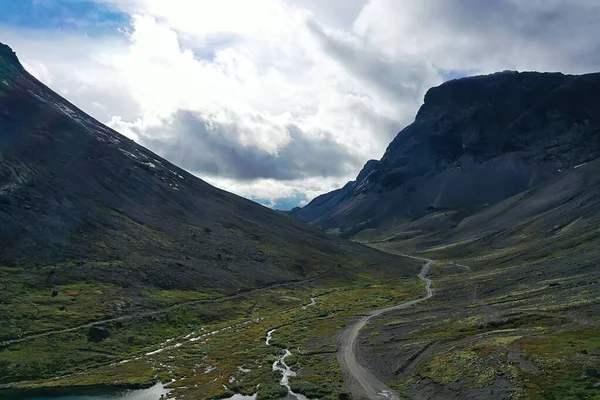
265, 329, 311, 400
14, 297, 320, 400
7, 382, 170, 400
272, 350, 310, 400
265, 328, 276, 345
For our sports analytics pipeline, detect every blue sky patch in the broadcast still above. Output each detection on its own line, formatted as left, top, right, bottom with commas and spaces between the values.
252, 194, 309, 211
436, 68, 469, 82
0, 0, 128, 35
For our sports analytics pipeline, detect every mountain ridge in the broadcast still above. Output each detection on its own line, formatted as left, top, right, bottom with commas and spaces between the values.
290, 70, 600, 237
0, 42, 408, 292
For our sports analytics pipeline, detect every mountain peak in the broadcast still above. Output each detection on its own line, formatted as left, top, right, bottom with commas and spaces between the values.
292, 70, 600, 235
0, 42, 24, 70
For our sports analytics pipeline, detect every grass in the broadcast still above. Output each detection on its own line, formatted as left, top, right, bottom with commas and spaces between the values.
354, 238, 600, 400
0, 262, 423, 399
520, 329, 600, 400
0, 266, 129, 340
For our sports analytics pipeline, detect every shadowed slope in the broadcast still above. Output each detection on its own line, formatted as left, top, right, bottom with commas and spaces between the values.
0, 41, 408, 296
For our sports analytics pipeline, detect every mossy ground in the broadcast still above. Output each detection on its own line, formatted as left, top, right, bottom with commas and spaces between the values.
361, 239, 600, 400
0, 262, 422, 399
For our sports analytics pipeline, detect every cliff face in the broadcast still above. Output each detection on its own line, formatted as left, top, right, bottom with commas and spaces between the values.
291, 71, 600, 235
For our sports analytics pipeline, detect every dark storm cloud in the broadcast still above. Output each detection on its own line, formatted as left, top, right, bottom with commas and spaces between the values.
305, 17, 438, 106
434, 0, 600, 66
351, 0, 600, 74
136, 110, 362, 181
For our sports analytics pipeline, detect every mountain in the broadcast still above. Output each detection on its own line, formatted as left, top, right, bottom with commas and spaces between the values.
0, 42, 407, 333
373, 155, 600, 256
288, 71, 600, 399
290, 71, 600, 238
361, 156, 600, 400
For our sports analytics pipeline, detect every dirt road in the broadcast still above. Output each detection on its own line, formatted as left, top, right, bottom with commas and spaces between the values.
338, 256, 435, 400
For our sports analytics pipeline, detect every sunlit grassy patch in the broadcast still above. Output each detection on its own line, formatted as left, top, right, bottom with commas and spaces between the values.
0, 266, 423, 399
519, 329, 600, 400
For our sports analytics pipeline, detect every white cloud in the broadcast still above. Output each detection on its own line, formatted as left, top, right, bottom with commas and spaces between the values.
203, 175, 346, 208
3, 0, 600, 208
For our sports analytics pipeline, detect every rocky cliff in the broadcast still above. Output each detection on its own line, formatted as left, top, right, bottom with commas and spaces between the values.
290, 71, 600, 236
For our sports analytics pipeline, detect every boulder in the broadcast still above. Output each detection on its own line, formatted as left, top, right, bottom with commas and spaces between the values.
582, 369, 599, 378
87, 326, 110, 343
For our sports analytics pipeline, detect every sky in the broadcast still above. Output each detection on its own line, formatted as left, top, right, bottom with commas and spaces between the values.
1, 1, 600, 209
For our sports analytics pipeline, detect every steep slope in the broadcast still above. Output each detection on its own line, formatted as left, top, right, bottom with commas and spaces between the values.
291, 71, 600, 237
0, 42, 410, 333
355, 160, 600, 400
0, 42, 405, 288
374, 156, 600, 256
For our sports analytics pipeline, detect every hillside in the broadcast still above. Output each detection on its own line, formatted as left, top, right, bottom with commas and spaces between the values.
360, 157, 600, 400
0, 41, 406, 293
286, 71, 600, 399
290, 71, 600, 238
0, 42, 419, 393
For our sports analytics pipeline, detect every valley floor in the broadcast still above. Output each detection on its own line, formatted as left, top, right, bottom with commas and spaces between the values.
2, 242, 598, 400
359, 243, 600, 400
0, 258, 424, 400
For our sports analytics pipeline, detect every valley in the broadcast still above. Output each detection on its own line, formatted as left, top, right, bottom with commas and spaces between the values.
1, 255, 425, 400
1, 40, 599, 400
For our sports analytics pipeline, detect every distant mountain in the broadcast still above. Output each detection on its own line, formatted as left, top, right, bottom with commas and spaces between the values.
290, 71, 600, 237
0, 42, 399, 294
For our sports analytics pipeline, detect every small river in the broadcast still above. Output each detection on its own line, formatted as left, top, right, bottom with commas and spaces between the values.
11, 297, 319, 400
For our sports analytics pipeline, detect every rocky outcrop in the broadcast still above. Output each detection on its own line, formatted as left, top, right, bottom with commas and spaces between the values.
0, 43, 22, 69
87, 326, 110, 343
291, 71, 600, 236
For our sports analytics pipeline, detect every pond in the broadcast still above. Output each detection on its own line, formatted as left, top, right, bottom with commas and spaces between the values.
2, 382, 170, 400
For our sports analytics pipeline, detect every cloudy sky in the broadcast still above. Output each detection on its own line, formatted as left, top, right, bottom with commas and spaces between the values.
1, 0, 599, 209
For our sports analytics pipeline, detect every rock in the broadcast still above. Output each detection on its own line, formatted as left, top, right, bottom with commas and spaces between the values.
0, 43, 23, 68
51, 289, 59, 297
582, 369, 599, 378
87, 326, 110, 343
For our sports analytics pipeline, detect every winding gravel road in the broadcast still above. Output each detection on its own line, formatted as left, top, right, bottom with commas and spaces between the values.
338, 255, 435, 400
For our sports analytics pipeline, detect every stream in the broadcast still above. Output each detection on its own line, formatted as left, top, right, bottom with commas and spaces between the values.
11, 297, 319, 400
264, 295, 317, 400
268, 337, 310, 400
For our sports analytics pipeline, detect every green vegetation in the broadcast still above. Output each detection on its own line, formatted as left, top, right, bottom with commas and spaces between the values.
0, 260, 422, 399
520, 329, 600, 400
356, 242, 600, 400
